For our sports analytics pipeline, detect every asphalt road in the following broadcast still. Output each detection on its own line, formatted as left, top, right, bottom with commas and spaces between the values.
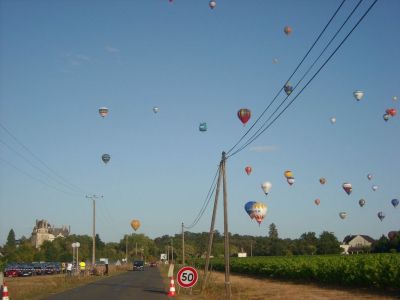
42, 267, 168, 300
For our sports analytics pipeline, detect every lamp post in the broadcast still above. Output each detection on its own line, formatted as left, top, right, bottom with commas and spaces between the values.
72, 242, 80, 275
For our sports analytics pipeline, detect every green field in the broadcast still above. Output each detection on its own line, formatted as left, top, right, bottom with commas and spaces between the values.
194, 253, 400, 289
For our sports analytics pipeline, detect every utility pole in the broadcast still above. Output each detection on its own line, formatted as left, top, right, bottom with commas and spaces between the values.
202, 162, 222, 291
222, 152, 231, 299
125, 235, 128, 263
171, 239, 174, 263
182, 222, 185, 265
250, 241, 253, 257
86, 195, 102, 267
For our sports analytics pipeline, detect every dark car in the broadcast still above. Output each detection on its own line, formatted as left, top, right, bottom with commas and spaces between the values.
44, 264, 56, 275
133, 260, 144, 271
20, 264, 34, 276
33, 263, 46, 275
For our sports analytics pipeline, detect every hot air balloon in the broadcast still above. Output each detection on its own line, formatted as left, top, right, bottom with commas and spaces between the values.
284, 83, 293, 96
383, 114, 390, 122
372, 185, 378, 192
393, 96, 398, 101
284, 26, 292, 35
314, 199, 320, 206
153, 106, 159, 113
319, 177, 326, 185
388, 231, 397, 240
377, 211, 385, 221
284, 170, 293, 178
244, 201, 257, 219
245, 166, 252, 176
237, 109, 251, 126
253, 202, 267, 225
353, 90, 364, 101
386, 108, 397, 117
287, 177, 295, 186
339, 212, 347, 219
342, 183, 352, 195
261, 182, 272, 195
199, 122, 207, 132
367, 173, 372, 180
102, 154, 111, 164
99, 107, 109, 118
209, 0, 216, 9
392, 199, 399, 208
130, 219, 141, 231
273, 58, 279, 64
330, 117, 336, 124
359, 199, 366, 207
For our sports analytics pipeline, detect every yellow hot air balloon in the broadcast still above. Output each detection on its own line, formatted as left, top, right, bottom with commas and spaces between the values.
284, 170, 293, 179
130, 219, 141, 231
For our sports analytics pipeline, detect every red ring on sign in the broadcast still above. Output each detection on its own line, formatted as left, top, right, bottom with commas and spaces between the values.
177, 266, 198, 288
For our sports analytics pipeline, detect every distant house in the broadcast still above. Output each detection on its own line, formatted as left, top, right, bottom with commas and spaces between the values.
30, 219, 70, 248
340, 234, 375, 254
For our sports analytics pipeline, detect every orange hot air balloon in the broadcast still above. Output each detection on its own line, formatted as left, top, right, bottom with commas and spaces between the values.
130, 219, 141, 231
284, 26, 292, 35
237, 108, 251, 125
245, 166, 252, 175
284, 170, 293, 178
314, 199, 320, 206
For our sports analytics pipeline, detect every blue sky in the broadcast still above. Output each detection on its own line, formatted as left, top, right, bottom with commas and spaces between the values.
0, 0, 399, 245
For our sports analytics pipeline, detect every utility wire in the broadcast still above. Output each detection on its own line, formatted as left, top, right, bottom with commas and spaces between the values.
0, 156, 80, 196
228, 0, 365, 158
0, 122, 87, 194
226, 0, 347, 156
0, 138, 84, 195
228, 0, 378, 158
184, 165, 220, 229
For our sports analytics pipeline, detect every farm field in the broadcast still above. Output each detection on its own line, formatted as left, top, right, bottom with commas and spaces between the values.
193, 254, 400, 289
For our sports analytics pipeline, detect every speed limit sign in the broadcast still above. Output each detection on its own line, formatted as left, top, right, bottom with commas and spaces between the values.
177, 266, 198, 288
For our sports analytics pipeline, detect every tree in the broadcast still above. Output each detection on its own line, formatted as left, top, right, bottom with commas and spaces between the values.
371, 235, 390, 253
6, 229, 16, 250
317, 231, 341, 254
268, 223, 278, 239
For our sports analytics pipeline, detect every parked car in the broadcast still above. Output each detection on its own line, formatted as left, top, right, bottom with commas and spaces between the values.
4, 264, 21, 277
44, 264, 56, 275
19, 264, 34, 276
33, 263, 46, 275
133, 260, 144, 271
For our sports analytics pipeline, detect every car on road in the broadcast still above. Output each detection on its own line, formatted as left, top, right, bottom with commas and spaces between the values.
4, 264, 21, 277
149, 261, 157, 267
133, 260, 144, 271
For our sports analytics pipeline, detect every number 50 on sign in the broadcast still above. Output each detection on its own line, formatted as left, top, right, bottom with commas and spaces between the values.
177, 266, 198, 288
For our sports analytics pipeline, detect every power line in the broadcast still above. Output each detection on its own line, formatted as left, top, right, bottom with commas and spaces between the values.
0, 156, 80, 196
228, 0, 378, 158
0, 122, 88, 194
226, 0, 347, 156
184, 165, 220, 229
0, 138, 84, 195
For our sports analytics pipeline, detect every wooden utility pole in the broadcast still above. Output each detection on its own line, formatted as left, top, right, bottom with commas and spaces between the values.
182, 222, 185, 265
171, 239, 174, 263
125, 235, 128, 262
202, 161, 222, 291
86, 195, 101, 267
222, 152, 231, 299
93, 198, 96, 266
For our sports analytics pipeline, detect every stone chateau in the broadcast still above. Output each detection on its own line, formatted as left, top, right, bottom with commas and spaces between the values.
31, 219, 70, 248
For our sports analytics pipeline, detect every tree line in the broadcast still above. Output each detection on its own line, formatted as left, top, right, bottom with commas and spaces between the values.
1, 224, 399, 269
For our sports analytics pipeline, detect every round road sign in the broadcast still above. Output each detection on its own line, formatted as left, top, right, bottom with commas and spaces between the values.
177, 266, 198, 288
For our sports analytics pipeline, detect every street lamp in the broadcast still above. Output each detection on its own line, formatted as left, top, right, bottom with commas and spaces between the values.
72, 242, 80, 274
